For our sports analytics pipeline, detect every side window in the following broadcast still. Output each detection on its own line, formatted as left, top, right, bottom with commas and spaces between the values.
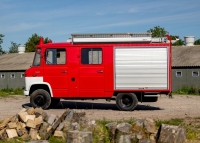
46, 49, 66, 65
192, 71, 199, 77
10, 73, 15, 79
1, 74, 5, 79
21, 73, 25, 78
33, 48, 41, 66
81, 48, 102, 64
176, 71, 182, 77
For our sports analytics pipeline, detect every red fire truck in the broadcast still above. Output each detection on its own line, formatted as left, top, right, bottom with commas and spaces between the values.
24, 33, 172, 111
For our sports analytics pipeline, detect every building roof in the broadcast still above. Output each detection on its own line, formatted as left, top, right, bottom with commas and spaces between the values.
0, 52, 34, 71
0, 46, 200, 71
172, 46, 200, 67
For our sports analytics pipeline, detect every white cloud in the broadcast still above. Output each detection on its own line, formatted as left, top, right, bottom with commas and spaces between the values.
1, 23, 46, 33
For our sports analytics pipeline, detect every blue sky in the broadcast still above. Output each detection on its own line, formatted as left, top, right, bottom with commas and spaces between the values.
1, 0, 200, 51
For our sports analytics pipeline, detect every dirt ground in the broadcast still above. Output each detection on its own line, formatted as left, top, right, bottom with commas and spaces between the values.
0, 94, 200, 121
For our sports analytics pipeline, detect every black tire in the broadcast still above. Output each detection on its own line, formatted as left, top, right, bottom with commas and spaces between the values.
116, 93, 138, 111
30, 89, 51, 110
50, 98, 60, 107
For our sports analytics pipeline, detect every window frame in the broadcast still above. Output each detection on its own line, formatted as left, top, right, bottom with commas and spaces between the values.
10, 73, 15, 79
1, 74, 5, 79
176, 71, 182, 77
21, 73, 25, 78
32, 48, 42, 66
192, 71, 199, 77
81, 48, 103, 65
45, 48, 66, 65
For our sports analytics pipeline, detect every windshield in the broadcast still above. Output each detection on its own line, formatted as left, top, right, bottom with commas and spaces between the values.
32, 48, 41, 66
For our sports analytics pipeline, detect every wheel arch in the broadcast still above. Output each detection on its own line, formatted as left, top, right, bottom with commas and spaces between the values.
29, 82, 53, 97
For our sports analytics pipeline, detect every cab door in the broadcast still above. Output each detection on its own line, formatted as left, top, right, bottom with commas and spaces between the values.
43, 48, 68, 97
79, 47, 105, 97
67, 47, 79, 97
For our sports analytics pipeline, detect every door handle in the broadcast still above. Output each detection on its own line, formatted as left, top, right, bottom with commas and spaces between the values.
61, 70, 67, 73
97, 70, 103, 73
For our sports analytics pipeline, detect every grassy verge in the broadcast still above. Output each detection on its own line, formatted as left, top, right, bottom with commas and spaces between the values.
0, 88, 23, 97
174, 85, 200, 95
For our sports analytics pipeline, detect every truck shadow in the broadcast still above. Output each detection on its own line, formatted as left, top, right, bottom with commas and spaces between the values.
22, 101, 162, 111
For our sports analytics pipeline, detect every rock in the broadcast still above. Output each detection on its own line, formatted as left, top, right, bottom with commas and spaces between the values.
139, 138, 155, 143
79, 116, 89, 127
137, 134, 143, 140
65, 110, 74, 122
117, 135, 132, 143
105, 122, 117, 143
6, 129, 18, 138
144, 118, 157, 134
136, 119, 145, 127
7, 122, 17, 129
54, 130, 64, 138
18, 111, 28, 123
27, 107, 35, 115
47, 114, 56, 125
56, 122, 64, 131
29, 128, 37, 140
71, 122, 80, 130
25, 115, 36, 122
0, 129, 8, 139
35, 116, 43, 126
116, 122, 132, 134
63, 121, 71, 132
0, 118, 11, 130
156, 124, 186, 143
10, 115, 19, 122
21, 133, 31, 140
66, 131, 92, 143
27, 140, 49, 143
135, 118, 157, 134
130, 124, 147, 140
26, 119, 36, 128
149, 133, 156, 141
34, 108, 44, 116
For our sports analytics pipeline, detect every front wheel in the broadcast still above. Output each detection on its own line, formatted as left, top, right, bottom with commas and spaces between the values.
116, 93, 138, 111
30, 89, 51, 110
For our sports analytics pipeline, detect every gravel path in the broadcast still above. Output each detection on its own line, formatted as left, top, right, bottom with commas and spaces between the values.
0, 94, 200, 120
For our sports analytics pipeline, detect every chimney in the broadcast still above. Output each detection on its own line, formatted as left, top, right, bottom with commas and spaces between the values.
184, 36, 195, 46
18, 45, 25, 54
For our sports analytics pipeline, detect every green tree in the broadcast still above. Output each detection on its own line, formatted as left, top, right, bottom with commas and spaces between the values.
8, 41, 20, 53
147, 26, 167, 37
147, 26, 184, 46
25, 33, 51, 52
0, 34, 6, 54
194, 39, 200, 45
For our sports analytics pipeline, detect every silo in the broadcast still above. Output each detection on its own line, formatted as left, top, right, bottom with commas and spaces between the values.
18, 45, 25, 54
184, 36, 195, 46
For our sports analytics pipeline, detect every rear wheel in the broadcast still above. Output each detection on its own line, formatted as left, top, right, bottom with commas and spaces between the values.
116, 93, 138, 111
30, 89, 51, 110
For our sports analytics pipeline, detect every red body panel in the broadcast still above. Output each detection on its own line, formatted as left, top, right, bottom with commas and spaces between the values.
25, 42, 172, 98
